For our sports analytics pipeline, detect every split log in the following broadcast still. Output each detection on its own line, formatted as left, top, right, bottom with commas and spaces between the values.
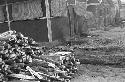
32, 56, 61, 66
8, 74, 36, 80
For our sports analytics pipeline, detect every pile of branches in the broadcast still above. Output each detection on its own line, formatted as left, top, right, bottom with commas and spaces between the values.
0, 31, 80, 82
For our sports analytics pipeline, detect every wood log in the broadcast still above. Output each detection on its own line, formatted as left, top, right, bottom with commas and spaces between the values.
26, 66, 44, 79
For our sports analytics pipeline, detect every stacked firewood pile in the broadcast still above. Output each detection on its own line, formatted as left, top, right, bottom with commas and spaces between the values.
0, 31, 80, 82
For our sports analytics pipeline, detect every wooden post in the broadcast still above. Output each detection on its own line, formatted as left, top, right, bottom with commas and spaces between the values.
45, 0, 52, 42
5, 1, 11, 31
66, 0, 75, 37
66, 1, 72, 37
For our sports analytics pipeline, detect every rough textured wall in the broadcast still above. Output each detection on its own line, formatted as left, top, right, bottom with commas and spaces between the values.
86, 0, 120, 28
97, 0, 113, 27
0, 6, 4, 22
0, 23, 8, 33
12, 0, 43, 20
50, 0, 92, 31
74, 0, 87, 16
51, 0, 67, 17
51, 17, 70, 41
50, 0, 87, 17
0, 0, 5, 5
0, 19, 48, 42
51, 16, 88, 41
11, 19, 48, 42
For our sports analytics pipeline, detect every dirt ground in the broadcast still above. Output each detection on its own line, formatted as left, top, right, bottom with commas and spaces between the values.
70, 64, 125, 82
70, 27, 125, 82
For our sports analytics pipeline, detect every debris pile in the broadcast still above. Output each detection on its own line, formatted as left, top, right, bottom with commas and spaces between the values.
0, 31, 80, 82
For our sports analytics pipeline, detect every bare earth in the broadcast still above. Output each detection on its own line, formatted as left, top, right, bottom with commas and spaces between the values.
71, 64, 125, 82
71, 27, 125, 82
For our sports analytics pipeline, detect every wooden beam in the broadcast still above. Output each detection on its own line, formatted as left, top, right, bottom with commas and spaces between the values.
45, 0, 52, 42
